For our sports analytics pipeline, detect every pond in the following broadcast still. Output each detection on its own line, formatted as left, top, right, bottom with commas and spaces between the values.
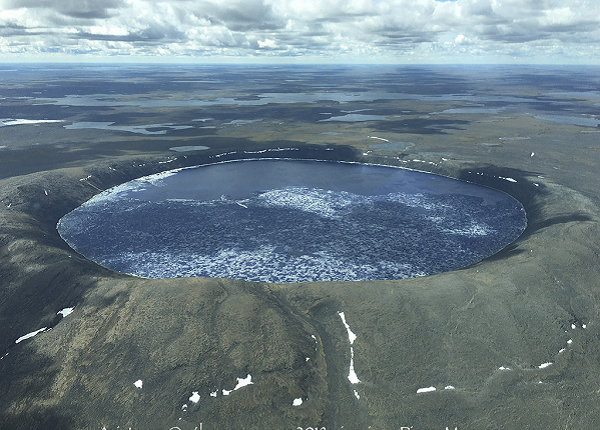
57, 159, 527, 283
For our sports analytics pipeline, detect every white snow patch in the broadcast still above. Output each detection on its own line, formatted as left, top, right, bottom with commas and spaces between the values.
499, 176, 517, 183
538, 362, 553, 369
1, 119, 64, 127
498, 366, 511, 371
15, 327, 48, 344
558, 348, 566, 353
134, 380, 143, 389
57, 307, 74, 317
571, 324, 576, 329
353, 390, 360, 399
417, 386, 436, 394
292, 398, 303, 406
369, 136, 389, 142
233, 374, 253, 390
445, 386, 455, 390
499, 136, 530, 141
210, 391, 218, 397
348, 348, 361, 384
567, 339, 573, 344
583, 324, 587, 329
338, 312, 357, 344
189, 392, 200, 403
338, 312, 361, 384
222, 374, 254, 395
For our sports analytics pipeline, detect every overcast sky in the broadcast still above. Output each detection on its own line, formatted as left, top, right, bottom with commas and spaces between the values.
1, 0, 599, 64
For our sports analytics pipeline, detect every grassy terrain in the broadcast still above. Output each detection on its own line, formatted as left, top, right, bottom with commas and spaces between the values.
1, 65, 600, 429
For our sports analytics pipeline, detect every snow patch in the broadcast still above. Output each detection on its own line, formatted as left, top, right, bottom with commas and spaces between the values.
338, 312, 361, 384
15, 327, 48, 344
222, 374, 253, 396
233, 374, 253, 390
134, 380, 143, 389
189, 392, 200, 403
347, 348, 361, 384
338, 312, 357, 344
369, 136, 389, 142
416, 386, 436, 394
1, 119, 63, 127
292, 398, 303, 406
57, 307, 74, 317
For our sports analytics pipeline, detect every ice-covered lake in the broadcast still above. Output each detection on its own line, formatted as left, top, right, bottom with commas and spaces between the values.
57, 159, 527, 283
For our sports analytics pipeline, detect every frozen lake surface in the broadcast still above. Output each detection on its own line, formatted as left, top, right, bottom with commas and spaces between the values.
57, 160, 527, 283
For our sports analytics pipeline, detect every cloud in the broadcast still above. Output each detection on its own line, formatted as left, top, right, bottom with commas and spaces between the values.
0, 0, 599, 62
4, 0, 124, 19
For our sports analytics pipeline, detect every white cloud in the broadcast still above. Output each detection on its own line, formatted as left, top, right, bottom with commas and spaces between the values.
0, 0, 598, 63
257, 38, 277, 48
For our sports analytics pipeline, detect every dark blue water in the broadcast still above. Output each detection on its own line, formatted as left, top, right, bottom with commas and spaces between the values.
57, 159, 527, 283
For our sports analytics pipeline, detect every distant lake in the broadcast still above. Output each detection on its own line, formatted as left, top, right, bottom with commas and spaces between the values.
57, 160, 527, 283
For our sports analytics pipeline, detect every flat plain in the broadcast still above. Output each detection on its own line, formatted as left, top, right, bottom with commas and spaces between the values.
1, 64, 600, 429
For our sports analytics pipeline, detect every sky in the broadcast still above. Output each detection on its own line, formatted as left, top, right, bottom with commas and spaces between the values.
1, 0, 599, 64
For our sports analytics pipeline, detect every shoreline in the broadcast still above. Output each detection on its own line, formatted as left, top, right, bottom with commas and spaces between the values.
55, 154, 527, 283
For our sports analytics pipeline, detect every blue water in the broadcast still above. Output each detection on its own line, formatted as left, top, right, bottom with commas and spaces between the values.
57, 160, 527, 283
